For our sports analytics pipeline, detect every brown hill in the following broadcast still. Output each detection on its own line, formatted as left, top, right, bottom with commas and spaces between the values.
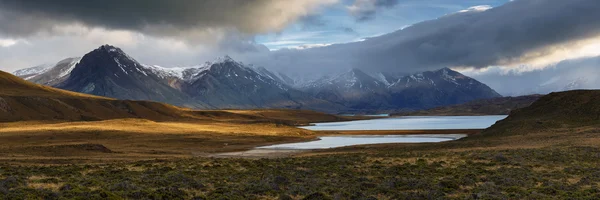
392, 95, 542, 116
0, 70, 343, 124
479, 90, 600, 138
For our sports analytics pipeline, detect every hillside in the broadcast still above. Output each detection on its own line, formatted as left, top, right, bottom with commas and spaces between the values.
478, 90, 600, 138
0, 70, 343, 124
392, 95, 542, 116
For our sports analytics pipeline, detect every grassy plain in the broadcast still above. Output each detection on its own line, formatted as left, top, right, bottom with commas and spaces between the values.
1, 68, 600, 199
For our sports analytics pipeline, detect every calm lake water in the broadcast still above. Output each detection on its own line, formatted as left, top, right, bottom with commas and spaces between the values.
258, 134, 468, 150
255, 115, 507, 150
299, 115, 508, 131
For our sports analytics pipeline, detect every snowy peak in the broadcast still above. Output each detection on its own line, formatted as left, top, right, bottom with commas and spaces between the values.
214, 55, 235, 64
68, 44, 150, 78
253, 66, 295, 86
188, 56, 289, 90
389, 67, 478, 88
11, 57, 81, 85
12, 63, 54, 79
322, 68, 385, 90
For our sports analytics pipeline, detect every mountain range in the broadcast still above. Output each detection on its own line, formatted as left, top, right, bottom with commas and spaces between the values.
14, 45, 502, 113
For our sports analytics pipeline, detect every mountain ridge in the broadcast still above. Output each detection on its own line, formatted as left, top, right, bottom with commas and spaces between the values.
13, 44, 502, 113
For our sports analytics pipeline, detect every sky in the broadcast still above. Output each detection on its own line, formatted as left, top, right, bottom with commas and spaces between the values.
0, 0, 599, 95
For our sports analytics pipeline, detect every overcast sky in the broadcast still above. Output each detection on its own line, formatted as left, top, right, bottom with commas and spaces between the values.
0, 0, 599, 95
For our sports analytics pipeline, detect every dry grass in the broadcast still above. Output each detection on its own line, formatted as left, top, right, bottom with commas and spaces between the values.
0, 118, 320, 164
0, 119, 312, 136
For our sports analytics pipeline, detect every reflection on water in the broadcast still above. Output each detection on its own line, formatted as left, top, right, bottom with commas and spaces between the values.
300, 115, 507, 131
258, 134, 467, 150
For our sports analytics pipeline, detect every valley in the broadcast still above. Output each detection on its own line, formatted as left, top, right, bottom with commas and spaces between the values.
2, 65, 600, 199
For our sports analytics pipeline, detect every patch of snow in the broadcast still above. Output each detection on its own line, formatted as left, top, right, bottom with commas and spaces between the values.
113, 58, 128, 75
374, 73, 390, 86
57, 58, 82, 79
82, 83, 95, 93
12, 63, 54, 78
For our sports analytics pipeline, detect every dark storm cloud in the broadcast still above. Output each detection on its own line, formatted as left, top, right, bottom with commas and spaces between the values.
253, 0, 600, 77
0, 0, 336, 40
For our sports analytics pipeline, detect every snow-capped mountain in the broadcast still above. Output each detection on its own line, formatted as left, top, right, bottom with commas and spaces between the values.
181, 56, 343, 111
13, 63, 54, 79
13, 58, 81, 84
387, 68, 502, 110
24, 57, 82, 86
301, 68, 392, 110
13, 44, 501, 113
14, 45, 341, 112
299, 67, 501, 112
53, 45, 207, 108
253, 66, 296, 86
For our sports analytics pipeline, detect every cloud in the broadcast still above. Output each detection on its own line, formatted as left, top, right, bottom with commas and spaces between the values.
252, 0, 600, 78
465, 55, 600, 96
348, 0, 399, 21
0, 0, 337, 72
0, 0, 338, 43
0, 27, 267, 73
0, 39, 18, 47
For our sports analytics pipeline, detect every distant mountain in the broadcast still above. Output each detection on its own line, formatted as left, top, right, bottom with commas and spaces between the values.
301, 68, 391, 111
0, 69, 343, 124
25, 57, 81, 86
253, 66, 296, 86
13, 63, 54, 79
181, 56, 343, 111
387, 68, 502, 110
392, 94, 542, 116
13, 58, 81, 85
13, 44, 501, 113
14, 45, 341, 112
54, 45, 207, 108
300, 67, 502, 112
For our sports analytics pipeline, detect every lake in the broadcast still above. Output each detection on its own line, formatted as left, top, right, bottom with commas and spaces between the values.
258, 134, 467, 150
299, 115, 508, 131
256, 115, 507, 150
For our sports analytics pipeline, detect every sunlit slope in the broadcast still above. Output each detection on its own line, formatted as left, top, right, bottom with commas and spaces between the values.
0, 70, 343, 123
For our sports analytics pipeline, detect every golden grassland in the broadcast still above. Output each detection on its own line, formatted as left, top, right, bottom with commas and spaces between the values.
0, 70, 367, 164
0, 117, 320, 164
